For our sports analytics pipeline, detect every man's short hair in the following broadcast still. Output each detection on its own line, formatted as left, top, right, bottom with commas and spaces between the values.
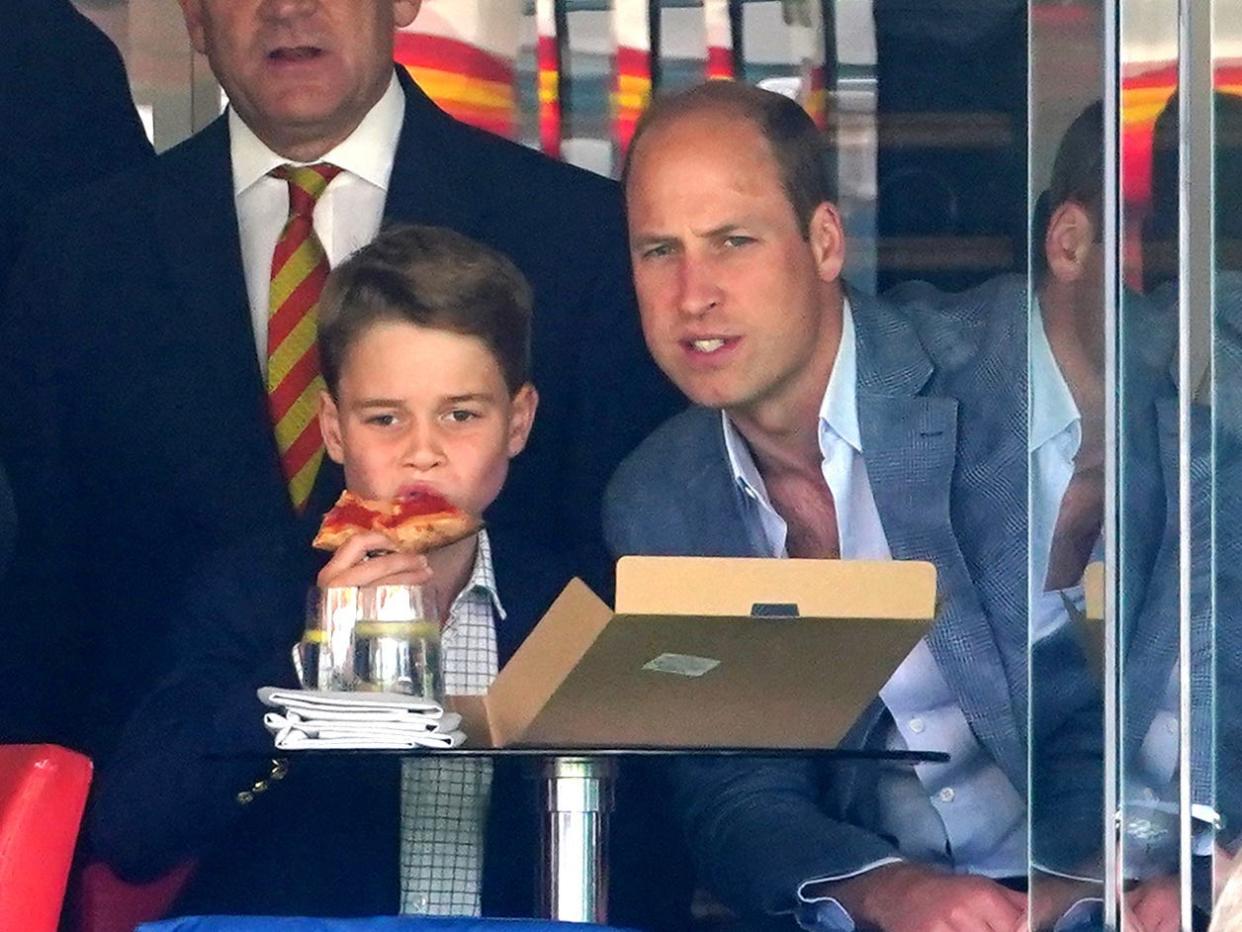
1032, 100, 1103, 277
623, 80, 837, 238
1049, 100, 1104, 228
319, 224, 533, 397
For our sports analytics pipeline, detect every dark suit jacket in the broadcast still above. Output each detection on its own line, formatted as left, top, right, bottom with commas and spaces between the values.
0, 68, 679, 752
88, 528, 578, 918
0, 459, 13, 578
0, 0, 152, 291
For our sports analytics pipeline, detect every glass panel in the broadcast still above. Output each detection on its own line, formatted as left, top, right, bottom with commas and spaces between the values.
1029, 2, 1110, 927
1211, 0, 1242, 924
1116, 0, 1186, 922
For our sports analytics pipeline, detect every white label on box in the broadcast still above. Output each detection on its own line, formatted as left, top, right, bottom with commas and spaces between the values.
642, 653, 720, 677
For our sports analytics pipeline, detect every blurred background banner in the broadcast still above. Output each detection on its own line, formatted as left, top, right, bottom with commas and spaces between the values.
394, 0, 521, 140
610, 0, 654, 154
535, 0, 564, 157
703, 0, 736, 81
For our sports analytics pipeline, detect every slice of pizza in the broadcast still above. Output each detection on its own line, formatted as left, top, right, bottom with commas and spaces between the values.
313, 489, 481, 554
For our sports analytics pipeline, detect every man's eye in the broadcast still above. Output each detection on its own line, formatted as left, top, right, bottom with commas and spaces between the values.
723, 235, 754, 248
446, 409, 479, 423
639, 243, 672, 260
365, 413, 397, 427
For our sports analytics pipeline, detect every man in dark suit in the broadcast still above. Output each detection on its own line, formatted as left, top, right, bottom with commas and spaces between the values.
0, 0, 678, 754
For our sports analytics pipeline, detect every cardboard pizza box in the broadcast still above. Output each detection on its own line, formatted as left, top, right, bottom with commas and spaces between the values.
1079, 561, 1105, 680
449, 556, 936, 749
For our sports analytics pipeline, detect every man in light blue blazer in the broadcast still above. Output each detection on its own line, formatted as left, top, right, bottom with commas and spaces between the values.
604, 81, 1065, 931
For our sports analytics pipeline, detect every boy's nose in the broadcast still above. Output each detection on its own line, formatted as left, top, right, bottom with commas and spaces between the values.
403, 428, 445, 470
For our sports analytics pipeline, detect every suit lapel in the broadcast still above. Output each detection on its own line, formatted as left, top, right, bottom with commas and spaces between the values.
150, 118, 293, 528
383, 70, 489, 237
694, 428, 770, 558
853, 290, 1024, 785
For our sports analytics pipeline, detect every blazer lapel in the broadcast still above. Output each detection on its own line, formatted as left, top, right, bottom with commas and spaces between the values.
383, 70, 489, 237
693, 435, 770, 558
853, 290, 1025, 787
151, 118, 293, 529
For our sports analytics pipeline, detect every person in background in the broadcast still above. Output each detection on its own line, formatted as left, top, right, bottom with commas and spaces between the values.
0, 0, 153, 292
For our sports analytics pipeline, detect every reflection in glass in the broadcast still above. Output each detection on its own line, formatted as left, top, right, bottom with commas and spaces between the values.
1213, 2, 1242, 922
1028, 88, 1109, 928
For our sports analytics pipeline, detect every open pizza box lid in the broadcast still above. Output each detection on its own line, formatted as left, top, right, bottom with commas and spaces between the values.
449, 556, 936, 749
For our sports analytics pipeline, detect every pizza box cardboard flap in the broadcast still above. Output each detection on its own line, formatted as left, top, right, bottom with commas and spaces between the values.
449, 556, 936, 750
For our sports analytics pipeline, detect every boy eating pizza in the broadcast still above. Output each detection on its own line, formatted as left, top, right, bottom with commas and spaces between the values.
89, 225, 589, 919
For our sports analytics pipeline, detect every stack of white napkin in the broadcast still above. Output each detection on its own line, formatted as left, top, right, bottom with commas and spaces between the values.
258, 687, 466, 750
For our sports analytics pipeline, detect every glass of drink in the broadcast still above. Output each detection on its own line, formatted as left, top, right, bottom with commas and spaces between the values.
293, 586, 360, 691
353, 584, 443, 700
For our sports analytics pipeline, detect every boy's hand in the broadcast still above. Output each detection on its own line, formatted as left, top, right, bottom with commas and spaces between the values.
807, 863, 1025, 932
316, 530, 433, 588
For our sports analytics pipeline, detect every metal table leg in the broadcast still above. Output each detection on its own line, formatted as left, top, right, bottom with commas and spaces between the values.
538, 755, 617, 923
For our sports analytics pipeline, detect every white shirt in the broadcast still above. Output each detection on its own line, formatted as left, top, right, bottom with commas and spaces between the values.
1030, 302, 1087, 638
721, 298, 1027, 901
230, 73, 405, 370
722, 298, 890, 563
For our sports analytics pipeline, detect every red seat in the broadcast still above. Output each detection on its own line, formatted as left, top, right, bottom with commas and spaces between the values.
70, 859, 197, 932
0, 744, 92, 932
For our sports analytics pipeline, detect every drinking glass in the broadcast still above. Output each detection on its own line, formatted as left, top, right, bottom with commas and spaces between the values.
293, 586, 361, 691
352, 584, 443, 700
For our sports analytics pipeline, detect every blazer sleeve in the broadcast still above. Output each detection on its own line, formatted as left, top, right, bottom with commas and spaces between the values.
672, 755, 900, 918
87, 539, 305, 881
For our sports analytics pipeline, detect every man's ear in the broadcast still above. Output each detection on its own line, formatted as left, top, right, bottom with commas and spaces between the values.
178, 0, 208, 56
1045, 201, 1095, 284
394, 0, 422, 30
506, 384, 539, 458
808, 201, 847, 284
319, 391, 347, 465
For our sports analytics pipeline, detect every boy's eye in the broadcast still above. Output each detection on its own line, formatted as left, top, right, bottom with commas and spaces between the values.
365, 413, 398, 427
445, 409, 479, 424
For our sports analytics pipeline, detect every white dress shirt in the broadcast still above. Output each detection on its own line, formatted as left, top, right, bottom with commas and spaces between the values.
230, 73, 405, 370
1030, 302, 1087, 638
722, 299, 1028, 910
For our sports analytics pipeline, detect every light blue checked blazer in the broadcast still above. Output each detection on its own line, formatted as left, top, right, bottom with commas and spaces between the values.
603, 278, 1100, 916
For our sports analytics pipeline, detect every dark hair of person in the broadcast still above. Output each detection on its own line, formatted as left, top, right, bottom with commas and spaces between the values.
1049, 100, 1104, 227
1033, 100, 1104, 278
623, 80, 837, 238
319, 224, 533, 397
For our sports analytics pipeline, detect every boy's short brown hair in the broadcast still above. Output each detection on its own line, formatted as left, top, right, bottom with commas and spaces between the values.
319, 224, 533, 397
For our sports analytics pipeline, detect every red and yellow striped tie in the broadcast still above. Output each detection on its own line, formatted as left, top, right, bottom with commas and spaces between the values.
267, 162, 342, 512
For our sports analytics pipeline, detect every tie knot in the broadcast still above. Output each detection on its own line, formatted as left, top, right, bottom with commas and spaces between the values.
271, 162, 342, 218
